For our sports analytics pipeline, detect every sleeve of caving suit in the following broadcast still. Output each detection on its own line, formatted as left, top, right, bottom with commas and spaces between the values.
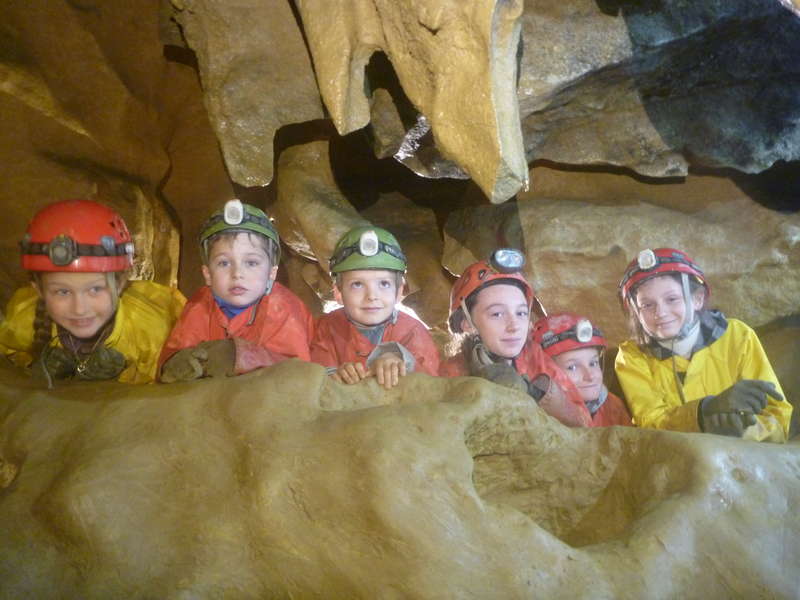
730, 320, 791, 442
614, 340, 703, 433
309, 312, 343, 369
390, 314, 441, 376
0, 287, 38, 368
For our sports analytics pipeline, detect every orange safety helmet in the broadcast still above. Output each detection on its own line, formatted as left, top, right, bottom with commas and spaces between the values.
618, 248, 707, 309
532, 312, 606, 358
20, 199, 134, 272
448, 249, 542, 333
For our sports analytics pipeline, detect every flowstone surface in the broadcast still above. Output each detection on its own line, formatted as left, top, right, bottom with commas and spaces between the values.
0, 361, 798, 598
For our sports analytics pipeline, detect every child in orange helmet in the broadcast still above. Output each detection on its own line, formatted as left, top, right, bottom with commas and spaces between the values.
0, 199, 186, 384
441, 249, 591, 427
532, 313, 632, 427
616, 248, 791, 442
159, 200, 314, 382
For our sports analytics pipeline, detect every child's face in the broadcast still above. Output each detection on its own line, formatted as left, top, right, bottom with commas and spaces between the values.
38, 272, 115, 339
335, 269, 401, 327
553, 347, 603, 404
464, 284, 529, 358
634, 275, 703, 339
202, 232, 277, 308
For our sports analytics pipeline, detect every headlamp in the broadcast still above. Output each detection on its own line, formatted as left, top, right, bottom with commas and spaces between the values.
490, 248, 525, 273
359, 230, 380, 257
637, 249, 657, 270
575, 319, 594, 343
49, 235, 77, 266
223, 199, 245, 226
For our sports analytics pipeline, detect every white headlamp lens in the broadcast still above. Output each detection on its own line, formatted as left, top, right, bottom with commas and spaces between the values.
359, 230, 379, 256
223, 199, 244, 225
575, 319, 593, 343
637, 249, 657, 270
491, 248, 525, 273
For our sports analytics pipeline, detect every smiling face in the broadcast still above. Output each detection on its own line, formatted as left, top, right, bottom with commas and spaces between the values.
202, 232, 277, 308
38, 271, 116, 339
634, 275, 704, 339
464, 284, 530, 359
335, 269, 402, 327
553, 347, 603, 404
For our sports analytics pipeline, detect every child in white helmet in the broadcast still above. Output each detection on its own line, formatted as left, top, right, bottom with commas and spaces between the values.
615, 247, 791, 442
533, 313, 632, 427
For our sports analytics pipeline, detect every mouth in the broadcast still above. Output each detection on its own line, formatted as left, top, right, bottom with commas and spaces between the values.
69, 318, 96, 328
229, 287, 248, 295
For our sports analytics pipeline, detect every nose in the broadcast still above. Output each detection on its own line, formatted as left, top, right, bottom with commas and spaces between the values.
505, 315, 521, 332
654, 300, 668, 317
580, 365, 595, 382
366, 284, 379, 301
231, 262, 243, 279
71, 292, 88, 315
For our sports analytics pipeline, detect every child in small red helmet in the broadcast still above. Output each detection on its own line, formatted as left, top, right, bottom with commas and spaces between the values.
0, 199, 186, 384
532, 313, 632, 427
616, 248, 791, 442
441, 249, 591, 427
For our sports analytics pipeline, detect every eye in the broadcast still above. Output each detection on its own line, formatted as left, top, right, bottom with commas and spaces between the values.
589, 359, 600, 368
565, 364, 578, 372
379, 280, 393, 289
516, 309, 529, 318
52, 288, 70, 297
89, 285, 106, 294
667, 295, 681, 303
216, 259, 230, 268
245, 259, 261, 268
350, 281, 363, 289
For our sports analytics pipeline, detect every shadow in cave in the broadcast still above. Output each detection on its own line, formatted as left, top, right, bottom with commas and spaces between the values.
594, 1, 800, 183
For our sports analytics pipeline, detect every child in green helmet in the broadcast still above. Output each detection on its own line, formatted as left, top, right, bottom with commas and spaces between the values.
310, 226, 440, 389
159, 200, 314, 382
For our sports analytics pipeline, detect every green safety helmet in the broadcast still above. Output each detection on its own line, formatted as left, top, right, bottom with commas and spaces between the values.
199, 199, 280, 262
329, 226, 407, 275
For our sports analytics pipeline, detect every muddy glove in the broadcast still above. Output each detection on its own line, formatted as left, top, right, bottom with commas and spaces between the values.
75, 346, 126, 380
700, 380, 782, 437
528, 373, 592, 427
36, 345, 77, 382
467, 338, 496, 376
161, 340, 236, 382
476, 362, 530, 394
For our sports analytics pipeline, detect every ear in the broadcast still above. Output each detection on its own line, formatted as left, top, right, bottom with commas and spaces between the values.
31, 279, 42, 297
396, 276, 407, 301
269, 264, 278, 282
691, 288, 706, 311
332, 284, 343, 305
461, 313, 477, 335
201, 265, 212, 287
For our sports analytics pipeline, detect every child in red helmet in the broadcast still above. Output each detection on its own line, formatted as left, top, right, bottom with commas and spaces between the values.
0, 199, 186, 384
441, 250, 591, 427
532, 313, 632, 427
616, 248, 791, 442
158, 200, 314, 382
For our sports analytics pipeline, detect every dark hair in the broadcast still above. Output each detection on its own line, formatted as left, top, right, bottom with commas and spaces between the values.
449, 277, 530, 335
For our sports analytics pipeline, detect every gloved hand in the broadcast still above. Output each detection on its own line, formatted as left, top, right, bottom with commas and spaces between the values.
231, 338, 286, 375
160, 339, 236, 383
528, 373, 592, 427
467, 337, 495, 376
700, 380, 783, 437
476, 362, 529, 394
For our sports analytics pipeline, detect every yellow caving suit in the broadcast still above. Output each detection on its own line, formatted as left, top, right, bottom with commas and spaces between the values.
615, 311, 791, 442
0, 281, 186, 384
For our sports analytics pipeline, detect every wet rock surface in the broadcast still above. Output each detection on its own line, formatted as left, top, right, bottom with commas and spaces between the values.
0, 360, 798, 598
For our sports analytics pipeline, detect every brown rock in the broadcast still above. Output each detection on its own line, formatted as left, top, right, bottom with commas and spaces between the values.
294, 0, 528, 202
170, 0, 324, 187
0, 360, 798, 597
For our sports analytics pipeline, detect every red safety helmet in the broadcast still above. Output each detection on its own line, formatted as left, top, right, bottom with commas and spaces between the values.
20, 199, 134, 272
448, 249, 540, 333
532, 312, 606, 357
619, 248, 707, 309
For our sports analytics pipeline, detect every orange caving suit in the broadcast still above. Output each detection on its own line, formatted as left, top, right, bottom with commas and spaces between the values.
590, 389, 633, 427
310, 308, 440, 376
159, 283, 314, 370
440, 334, 592, 427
